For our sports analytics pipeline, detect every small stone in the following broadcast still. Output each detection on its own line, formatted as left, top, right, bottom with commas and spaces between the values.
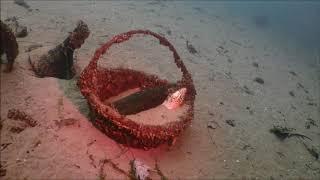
253, 77, 264, 84
226, 119, 235, 127
289, 91, 295, 97
25, 44, 43, 52
186, 40, 198, 54
243, 85, 254, 95
252, 62, 259, 68
16, 26, 28, 37
0, 167, 6, 177
289, 71, 297, 76
207, 121, 219, 129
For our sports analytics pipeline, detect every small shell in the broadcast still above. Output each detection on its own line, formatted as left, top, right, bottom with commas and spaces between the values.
162, 87, 187, 110
132, 160, 150, 180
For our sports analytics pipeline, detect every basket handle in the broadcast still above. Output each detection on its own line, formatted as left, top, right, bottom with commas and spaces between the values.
89, 30, 194, 87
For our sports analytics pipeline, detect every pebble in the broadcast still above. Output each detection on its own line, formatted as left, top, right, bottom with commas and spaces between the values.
254, 77, 264, 84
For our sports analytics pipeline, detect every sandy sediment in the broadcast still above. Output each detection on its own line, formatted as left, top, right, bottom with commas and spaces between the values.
1, 1, 319, 179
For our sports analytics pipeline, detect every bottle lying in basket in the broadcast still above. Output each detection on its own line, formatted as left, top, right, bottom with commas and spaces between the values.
110, 84, 186, 115
78, 29, 197, 149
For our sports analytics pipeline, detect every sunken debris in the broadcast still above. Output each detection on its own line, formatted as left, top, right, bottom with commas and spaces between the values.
269, 125, 311, 141
302, 142, 319, 160
78, 30, 196, 149
7, 109, 37, 127
29, 20, 90, 80
7, 109, 37, 134
0, 20, 19, 72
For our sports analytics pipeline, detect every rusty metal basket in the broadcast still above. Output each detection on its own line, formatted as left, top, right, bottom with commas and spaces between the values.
78, 30, 196, 149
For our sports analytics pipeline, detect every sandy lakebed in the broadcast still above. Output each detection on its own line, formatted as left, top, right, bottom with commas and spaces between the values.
1, 1, 319, 179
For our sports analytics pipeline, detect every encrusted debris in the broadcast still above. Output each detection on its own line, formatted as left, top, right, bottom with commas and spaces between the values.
29, 20, 90, 80
0, 20, 19, 72
78, 30, 196, 149
7, 109, 37, 127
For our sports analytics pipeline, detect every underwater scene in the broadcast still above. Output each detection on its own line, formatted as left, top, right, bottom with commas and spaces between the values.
1, 0, 319, 179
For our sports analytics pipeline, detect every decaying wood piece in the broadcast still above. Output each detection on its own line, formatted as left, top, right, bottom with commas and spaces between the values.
78, 30, 197, 149
29, 20, 90, 80
0, 20, 19, 72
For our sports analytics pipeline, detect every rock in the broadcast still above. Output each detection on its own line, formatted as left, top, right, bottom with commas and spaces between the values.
252, 62, 259, 68
254, 77, 264, 84
207, 120, 219, 129
289, 71, 297, 76
15, 25, 28, 37
25, 44, 43, 52
242, 85, 254, 95
289, 91, 295, 97
0, 167, 6, 177
305, 118, 317, 129
186, 40, 198, 54
4, 16, 28, 38
226, 119, 235, 127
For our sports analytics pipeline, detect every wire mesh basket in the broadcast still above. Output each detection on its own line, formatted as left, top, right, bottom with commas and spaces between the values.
78, 30, 196, 149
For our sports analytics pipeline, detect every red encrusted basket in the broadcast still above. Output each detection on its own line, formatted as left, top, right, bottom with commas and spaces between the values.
78, 30, 196, 149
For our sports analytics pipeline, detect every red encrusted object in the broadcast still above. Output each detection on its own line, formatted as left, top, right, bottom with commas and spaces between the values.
78, 30, 196, 149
